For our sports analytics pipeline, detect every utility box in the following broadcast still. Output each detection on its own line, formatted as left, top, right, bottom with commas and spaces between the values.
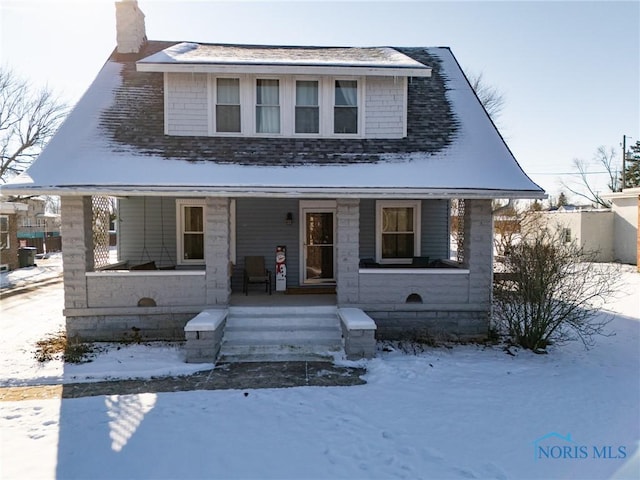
18, 247, 37, 268
275, 246, 286, 292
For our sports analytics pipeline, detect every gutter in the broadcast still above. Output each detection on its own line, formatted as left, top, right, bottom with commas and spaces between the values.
0, 185, 547, 200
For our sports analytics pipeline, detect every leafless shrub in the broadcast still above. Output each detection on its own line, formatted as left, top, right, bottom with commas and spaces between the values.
493, 227, 619, 352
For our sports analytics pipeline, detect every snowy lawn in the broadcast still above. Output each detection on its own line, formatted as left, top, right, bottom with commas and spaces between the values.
1, 266, 638, 479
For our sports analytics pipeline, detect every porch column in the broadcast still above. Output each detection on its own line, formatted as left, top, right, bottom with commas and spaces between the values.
205, 197, 230, 305
61, 196, 94, 310
462, 199, 493, 306
336, 198, 360, 305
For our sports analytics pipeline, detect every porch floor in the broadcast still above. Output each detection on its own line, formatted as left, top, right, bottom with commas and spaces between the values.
229, 291, 337, 307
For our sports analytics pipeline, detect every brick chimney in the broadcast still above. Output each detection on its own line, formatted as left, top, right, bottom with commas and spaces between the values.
115, 0, 147, 54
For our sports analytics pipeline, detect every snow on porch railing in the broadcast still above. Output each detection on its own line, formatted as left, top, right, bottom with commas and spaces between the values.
92, 195, 112, 269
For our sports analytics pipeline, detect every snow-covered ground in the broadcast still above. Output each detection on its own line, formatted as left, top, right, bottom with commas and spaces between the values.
1, 265, 638, 479
0, 252, 63, 290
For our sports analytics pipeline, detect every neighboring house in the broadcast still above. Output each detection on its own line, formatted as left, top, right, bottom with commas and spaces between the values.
1, 1, 544, 359
16, 197, 61, 254
603, 187, 639, 267
538, 191, 639, 267
537, 208, 615, 262
0, 201, 28, 271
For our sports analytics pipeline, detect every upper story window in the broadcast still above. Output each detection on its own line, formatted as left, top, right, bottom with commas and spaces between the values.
295, 80, 319, 134
216, 78, 241, 133
334, 80, 358, 134
256, 79, 280, 134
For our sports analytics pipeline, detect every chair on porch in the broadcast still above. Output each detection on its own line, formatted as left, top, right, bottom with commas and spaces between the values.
243, 256, 272, 295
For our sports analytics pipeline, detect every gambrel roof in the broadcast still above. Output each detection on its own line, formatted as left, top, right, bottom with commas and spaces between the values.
2, 41, 544, 199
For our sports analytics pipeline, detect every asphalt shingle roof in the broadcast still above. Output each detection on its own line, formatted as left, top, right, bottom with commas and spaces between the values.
1, 40, 544, 198
103, 41, 456, 166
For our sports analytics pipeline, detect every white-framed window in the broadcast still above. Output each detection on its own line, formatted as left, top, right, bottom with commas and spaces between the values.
176, 199, 205, 265
0, 215, 8, 250
333, 79, 358, 134
205, 75, 370, 138
256, 78, 280, 134
562, 227, 572, 243
376, 200, 421, 264
215, 78, 241, 133
295, 80, 319, 134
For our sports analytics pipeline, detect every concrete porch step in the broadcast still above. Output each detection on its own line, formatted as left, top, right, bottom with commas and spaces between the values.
218, 344, 341, 363
224, 329, 341, 345
218, 306, 344, 363
225, 316, 340, 329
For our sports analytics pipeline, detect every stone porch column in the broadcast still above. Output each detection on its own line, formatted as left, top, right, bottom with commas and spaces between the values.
336, 198, 360, 305
60, 196, 94, 310
462, 199, 493, 306
205, 197, 231, 305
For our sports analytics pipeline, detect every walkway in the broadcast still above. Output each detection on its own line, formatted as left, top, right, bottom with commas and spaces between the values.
0, 361, 367, 401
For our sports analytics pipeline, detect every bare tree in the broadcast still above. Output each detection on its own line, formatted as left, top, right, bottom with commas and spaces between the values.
468, 71, 506, 122
561, 146, 620, 208
0, 68, 68, 182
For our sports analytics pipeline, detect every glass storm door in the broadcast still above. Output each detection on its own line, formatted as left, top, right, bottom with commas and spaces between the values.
303, 209, 335, 284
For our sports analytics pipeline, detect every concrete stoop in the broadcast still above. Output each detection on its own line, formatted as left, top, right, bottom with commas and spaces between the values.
218, 306, 344, 363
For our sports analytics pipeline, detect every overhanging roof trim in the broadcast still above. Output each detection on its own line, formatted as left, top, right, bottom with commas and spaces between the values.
136, 42, 432, 77
0, 183, 547, 200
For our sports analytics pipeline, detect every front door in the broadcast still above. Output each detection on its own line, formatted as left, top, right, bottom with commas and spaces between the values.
301, 203, 336, 284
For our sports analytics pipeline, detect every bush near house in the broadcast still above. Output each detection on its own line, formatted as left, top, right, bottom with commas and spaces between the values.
493, 227, 619, 352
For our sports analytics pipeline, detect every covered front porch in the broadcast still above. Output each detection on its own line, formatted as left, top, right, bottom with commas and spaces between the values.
60, 195, 493, 348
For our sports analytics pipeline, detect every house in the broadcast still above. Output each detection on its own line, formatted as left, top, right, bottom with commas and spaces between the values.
15, 197, 61, 254
0, 1, 544, 360
0, 200, 28, 271
537, 191, 639, 267
536, 208, 615, 262
603, 187, 639, 268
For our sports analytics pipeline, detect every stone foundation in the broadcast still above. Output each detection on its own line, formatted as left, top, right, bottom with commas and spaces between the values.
366, 309, 489, 342
66, 312, 197, 342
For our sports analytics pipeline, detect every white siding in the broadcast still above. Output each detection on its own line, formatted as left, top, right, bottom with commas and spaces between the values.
165, 72, 209, 136
118, 197, 178, 269
364, 76, 406, 138
164, 73, 407, 139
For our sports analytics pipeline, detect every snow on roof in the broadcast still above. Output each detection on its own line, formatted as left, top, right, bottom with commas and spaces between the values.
138, 43, 430, 72
1, 44, 544, 199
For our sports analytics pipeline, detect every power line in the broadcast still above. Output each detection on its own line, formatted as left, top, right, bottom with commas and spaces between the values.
528, 171, 610, 175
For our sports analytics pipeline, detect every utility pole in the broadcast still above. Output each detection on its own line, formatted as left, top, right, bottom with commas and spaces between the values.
622, 135, 627, 189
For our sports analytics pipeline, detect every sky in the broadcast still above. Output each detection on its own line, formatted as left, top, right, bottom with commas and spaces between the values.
1, 0, 638, 202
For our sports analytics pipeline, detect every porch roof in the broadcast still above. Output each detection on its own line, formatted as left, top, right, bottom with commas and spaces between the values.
1, 41, 545, 200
